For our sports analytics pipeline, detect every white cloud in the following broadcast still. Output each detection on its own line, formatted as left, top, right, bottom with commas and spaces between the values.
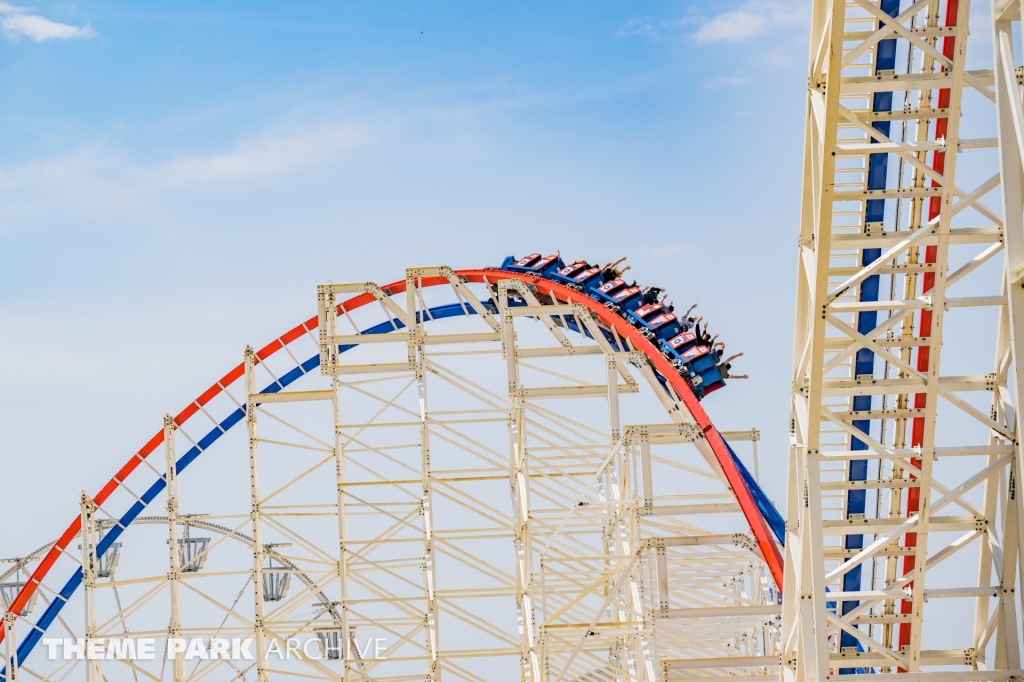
0, 118, 378, 223
0, 107, 410, 228
695, 11, 767, 43
705, 75, 752, 88
156, 121, 372, 187
693, 1, 805, 44
618, 17, 658, 38
0, 2, 95, 41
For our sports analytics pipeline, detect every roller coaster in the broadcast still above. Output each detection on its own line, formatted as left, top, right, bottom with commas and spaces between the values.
1, 262, 785, 681
10, 0, 1024, 679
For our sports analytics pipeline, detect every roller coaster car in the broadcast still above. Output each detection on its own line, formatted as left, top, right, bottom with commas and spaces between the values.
589, 278, 643, 314
662, 330, 699, 354
659, 337, 725, 398
549, 261, 603, 293
500, 253, 730, 400
627, 303, 685, 342
500, 253, 566, 278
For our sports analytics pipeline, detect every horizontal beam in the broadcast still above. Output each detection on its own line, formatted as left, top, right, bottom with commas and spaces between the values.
641, 534, 746, 548
829, 650, 971, 666
829, 298, 929, 312
817, 374, 995, 396
251, 390, 333, 403
833, 186, 943, 201
663, 655, 778, 669
829, 263, 937, 276
821, 515, 979, 534
947, 295, 1006, 308
654, 605, 780, 619
511, 384, 639, 398
831, 226, 1001, 249
321, 361, 411, 376
825, 546, 917, 559
507, 304, 582, 317
515, 345, 604, 358
836, 72, 953, 92
326, 332, 502, 345
719, 429, 760, 442
644, 503, 742, 516
846, 105, 950, 121
823, 336, 933, 348
835, 140, 944, 155
820, 479, 919, 490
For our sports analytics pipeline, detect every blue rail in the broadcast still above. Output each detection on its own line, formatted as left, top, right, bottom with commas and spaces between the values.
839, 1, 900, 673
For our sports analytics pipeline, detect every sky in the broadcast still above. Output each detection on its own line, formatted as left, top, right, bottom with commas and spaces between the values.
0, 1, 811, 566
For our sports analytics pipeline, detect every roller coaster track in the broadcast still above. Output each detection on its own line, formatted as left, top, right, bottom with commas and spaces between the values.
1, 266, 784, 681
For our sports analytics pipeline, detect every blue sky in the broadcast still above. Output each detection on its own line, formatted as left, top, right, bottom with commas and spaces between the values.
0, 1, 810, 548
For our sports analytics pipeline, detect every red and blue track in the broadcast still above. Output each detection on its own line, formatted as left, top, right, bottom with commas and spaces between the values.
0, 266, 786, 672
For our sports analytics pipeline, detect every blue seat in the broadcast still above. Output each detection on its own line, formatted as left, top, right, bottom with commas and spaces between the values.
656, 337, 725, 398
501, 253, 565, 277
591, 278, 643, 312
550, 261, 604, 293
591, 276, 625, 298
683, 346, 726, 394
626, 302, 663, 325
629, 302, 689, 342
662, 330, 698, 354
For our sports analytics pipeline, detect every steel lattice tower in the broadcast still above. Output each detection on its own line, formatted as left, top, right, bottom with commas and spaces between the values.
783, 0, 1024, 678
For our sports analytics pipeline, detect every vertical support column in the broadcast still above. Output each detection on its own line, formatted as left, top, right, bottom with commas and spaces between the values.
498, 282, 540, 682
633, 429, 659, 680
2, 612, 14, 682
317, 284, 338, 371
782, 0, 845, 676
751, 432, 760, 483
976, 291, 1017, 668
609, 439, 628, 678
321, 286, 354, 682
406, 272, 440, 681
606, 357, 644, 680
80, 493, 101, 682
163, 415, 184, 682
607, 355, 620, 441
639, 433, 653, 514
996, 453, 1023, 668
991, 0, 1024, 664
244, 346, 269, 682
656, 547, 669, 612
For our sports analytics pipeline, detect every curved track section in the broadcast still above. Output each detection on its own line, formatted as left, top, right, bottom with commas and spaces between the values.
1, 265, 784, 680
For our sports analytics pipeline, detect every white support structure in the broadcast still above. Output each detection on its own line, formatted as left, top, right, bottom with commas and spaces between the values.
1, 267, 782, 682
406, 269, 442, 681
321, 282, 355, 682
244, 346, 270, 682
498, 279, 543, 681
79, 492, 101, 682
785, 0, 1024, 678
1, 612, 13, 682
163, 414, 185, 682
